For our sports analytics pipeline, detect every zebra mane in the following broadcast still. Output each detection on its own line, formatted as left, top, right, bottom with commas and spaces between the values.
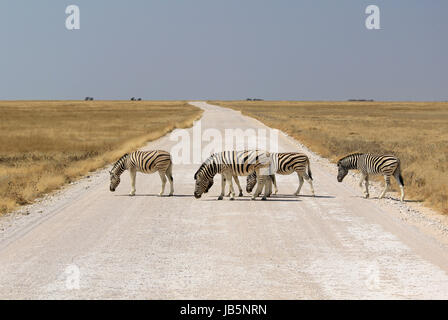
111, 153, 129, 173
337, 152, 363, 165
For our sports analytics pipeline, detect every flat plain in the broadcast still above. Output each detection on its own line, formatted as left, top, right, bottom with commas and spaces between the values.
0, 100, 202, 214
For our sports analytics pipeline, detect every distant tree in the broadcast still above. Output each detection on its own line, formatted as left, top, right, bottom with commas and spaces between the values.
137, 98, 142, 101
131, 97, 135, 101
85, 97, 90, 101
89, 97, 94, 101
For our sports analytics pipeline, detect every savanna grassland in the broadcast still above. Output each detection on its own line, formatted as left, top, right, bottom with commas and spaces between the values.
211, 101, 448, 214
0, 101, 202, 214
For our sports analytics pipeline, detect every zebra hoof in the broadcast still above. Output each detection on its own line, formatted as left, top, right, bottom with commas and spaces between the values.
238, 192, 243, 197
365, 194, 370, 199
218, 196, 223, 200
129, 192, 136, 196
168, 193, 174, 197
261, 196, 267, 201
229, 197, 235, 201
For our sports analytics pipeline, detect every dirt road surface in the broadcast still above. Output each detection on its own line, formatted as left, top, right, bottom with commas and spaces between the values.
1, 102, 448, 299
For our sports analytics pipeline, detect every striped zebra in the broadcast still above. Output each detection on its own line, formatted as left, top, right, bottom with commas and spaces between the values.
109, 150, 173, 196
194, 150, 272, 200
337, 153, 404, 201
246, 152, 315, 196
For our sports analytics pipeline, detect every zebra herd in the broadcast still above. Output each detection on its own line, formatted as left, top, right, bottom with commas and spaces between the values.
109, 150, 405, 201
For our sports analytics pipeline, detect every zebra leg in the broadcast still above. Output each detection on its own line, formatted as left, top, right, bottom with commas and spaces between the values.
379, 175, 391, 199
158, 170, 167, 196
294, 172, 305, 196
303, 172, 315, 196
359, 173, 369, 198
129, 168, 136, 196
304, 173, 315, 197
166, 165, 174, 196
272, 175, 278, 195
251, 174, 264, 200
224, 172, 236, 200
358, 174, 365, 188
218, 175, 226, 200
233, 175, 244, 197
394, 170, 405, 202
263, 176, 272, 200
364, 175, 370, 198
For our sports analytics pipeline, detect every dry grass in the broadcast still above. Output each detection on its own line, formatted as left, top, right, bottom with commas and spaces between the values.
0, 100, 202, 214
211, 101, 448, 214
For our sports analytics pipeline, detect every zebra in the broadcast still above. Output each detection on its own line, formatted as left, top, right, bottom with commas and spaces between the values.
109, 150, 173, 196
194, 150, 272, 200
246, 152, 315, 196
337, 153, 405, 201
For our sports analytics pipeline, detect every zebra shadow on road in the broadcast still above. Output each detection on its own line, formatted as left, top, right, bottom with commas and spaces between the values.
202, 196, 301, 202
114, 194, 193, 198
273, 194, 335, 199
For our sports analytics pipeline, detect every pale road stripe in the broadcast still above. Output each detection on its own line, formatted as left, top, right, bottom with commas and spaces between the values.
0, 101, 447, 299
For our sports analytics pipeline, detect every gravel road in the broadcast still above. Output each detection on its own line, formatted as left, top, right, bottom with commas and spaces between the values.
1, 101, 448, 299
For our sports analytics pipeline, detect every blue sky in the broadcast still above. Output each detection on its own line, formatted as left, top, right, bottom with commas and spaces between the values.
1, 0, 447, 100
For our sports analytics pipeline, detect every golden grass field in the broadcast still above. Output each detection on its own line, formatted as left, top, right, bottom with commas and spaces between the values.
211, 101, 448, 214
0, 101, 202, 214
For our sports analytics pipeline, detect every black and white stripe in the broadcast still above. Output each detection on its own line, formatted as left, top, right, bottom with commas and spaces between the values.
194, 150, 271, 200
246, 152, 315, 196
109, 150, 173, 196
337, 153, 404, 201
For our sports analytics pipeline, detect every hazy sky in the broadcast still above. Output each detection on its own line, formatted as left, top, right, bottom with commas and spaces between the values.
1, 0, 447, 100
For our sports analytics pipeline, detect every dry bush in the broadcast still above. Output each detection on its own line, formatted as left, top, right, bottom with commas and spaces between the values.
211, 101, 448, 214
0, 101, 202, 214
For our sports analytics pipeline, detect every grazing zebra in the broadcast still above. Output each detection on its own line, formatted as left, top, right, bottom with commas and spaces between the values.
337, 153, 404, 201
194, 150, 272, 200
246, 152, 315, 196
109, 150, 173, 196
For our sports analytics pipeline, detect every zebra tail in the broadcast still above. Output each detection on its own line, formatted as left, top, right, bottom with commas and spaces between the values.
167, 157, 174, 181
307, 159, 313, 181
396, 160, 404, 186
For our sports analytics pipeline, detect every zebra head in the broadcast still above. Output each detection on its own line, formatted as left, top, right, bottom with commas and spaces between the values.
337, 153, 361, 182
337, 160, 349, 182
246, 172, 257, 193
194, 170, 213, 199
109, 171, 121, 192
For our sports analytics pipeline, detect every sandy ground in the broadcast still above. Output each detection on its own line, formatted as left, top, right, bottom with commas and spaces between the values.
1, 101, 448, 299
